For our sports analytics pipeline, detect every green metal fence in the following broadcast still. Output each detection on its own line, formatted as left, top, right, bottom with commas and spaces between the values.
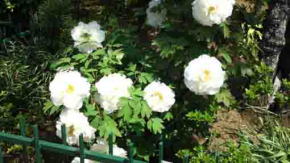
0, 118, 145, 163
0, 119, 190, 163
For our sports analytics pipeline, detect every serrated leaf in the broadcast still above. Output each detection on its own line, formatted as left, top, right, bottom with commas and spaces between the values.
132, 102, 142, 118
141, 101, 152, 118
98, 115, 121, 139
215, 89, 235, 107
163, 112, 173, 121
128, 118, 145, 126
84, 103, 98, 116
129, 99, 142, 115
138, 73, 154, 84
90, 116, 101, 128
129, 87, 144, 98
118, 100, 132, 121
147, 118, 164, 134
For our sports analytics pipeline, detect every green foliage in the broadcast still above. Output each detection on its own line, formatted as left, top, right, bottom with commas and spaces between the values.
147, 118, 164, 134
2, 0, 285, 162
98, 115, 121, 140
177, 143, 254, 163
245, 63, 274, 106
32, 0, 74, 52
0, 41, 53, 131
275, 79, 290, 109
242, 121, 290, 162
215, 89, 236, 107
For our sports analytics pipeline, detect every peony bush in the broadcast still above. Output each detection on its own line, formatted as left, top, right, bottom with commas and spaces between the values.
37, 0, 278, 162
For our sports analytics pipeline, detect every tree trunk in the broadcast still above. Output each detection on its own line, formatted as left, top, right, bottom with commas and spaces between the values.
259, 0, 289, 109
260, 0, 288, 74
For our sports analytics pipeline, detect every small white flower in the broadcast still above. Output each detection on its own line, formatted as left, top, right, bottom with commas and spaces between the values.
71, 21, 105, 53
90, 141, 127, 158
192, 0, 235, 26
90, 140, 108, 154
49, 70, 90, 110
71, 157, 94, 163
144, 81, 175, 112
56, 109, 96, 145
184, 55, 225, 95
146, 0, 166, 27
95, 73, 133, 113
112, 145, 127, 158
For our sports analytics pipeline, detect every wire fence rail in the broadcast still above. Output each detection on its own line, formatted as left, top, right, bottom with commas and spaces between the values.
0, 119, 189, 163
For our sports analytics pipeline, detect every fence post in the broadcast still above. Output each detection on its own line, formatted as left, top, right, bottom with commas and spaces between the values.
183, 155, 189, 163
61, 125, 67, 145
33, 125, 42, 163
20, 117, 28, 162
61, 125, 68, 162
158, 135, 164, 163
128, 140, 133, 163
79, 134, 85, 163
0, 146, 3, 163
108, 133, 113, 155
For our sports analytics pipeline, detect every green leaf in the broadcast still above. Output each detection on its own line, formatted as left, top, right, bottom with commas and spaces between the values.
72, 53, 88, 61
93, 49, 106, 56
219, 48, 232, 64
132, 100, 142, 118
138, 73, 154, 84
215, 89, 235, 107
222, 51, 232, 64
129, 87, 144, 98
140, 101, 152, 118
186, 111, 214, 123
128, 118, 146, 126
84, 103, 98, 116
118, 99, 133, 121
98, 115, 121, 139
221, 23, 230, 38
90, 116, 101, 128
50, 57, 71, 70
147, 118, 164, 134
163, 112, 173, 121
43, 101, 60, 115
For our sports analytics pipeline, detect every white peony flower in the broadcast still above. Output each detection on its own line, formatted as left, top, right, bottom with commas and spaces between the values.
184, 55, 225, 95
144, 81, 175, 113
71, 21, 105, 53
95, 73, 133, 113
192, 0, 235, 26
49, 70, 90, 110
56, 109, 96, 145
146, 0, 166, 27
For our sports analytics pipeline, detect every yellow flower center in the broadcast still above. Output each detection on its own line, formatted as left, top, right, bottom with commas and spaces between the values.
66, 84, 75, 94
208, 6, 217, 14
153, 92, 164, 101
81, 32, 91, 41
68, 125, 75, 136
202, 69, 212, 82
